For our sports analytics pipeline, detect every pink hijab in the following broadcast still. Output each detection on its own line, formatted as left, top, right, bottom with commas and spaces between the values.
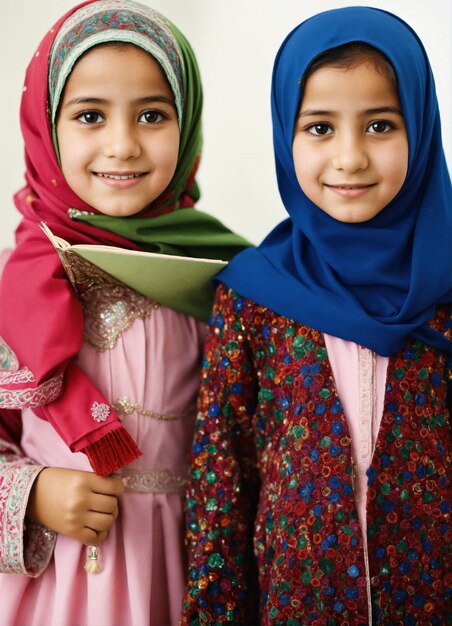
0, 0, 201, 474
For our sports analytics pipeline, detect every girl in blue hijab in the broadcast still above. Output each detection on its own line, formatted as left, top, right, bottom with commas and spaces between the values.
181, 7, 451, 625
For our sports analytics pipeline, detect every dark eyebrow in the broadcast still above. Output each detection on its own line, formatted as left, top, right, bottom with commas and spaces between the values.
298, 105, 403, 118
365, 106, 403, 116
63, 95, 175, 108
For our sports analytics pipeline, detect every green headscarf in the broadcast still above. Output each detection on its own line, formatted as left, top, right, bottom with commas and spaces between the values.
49, 0, 250, 260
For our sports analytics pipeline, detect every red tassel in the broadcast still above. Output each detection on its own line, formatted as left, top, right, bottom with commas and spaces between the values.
84, 427, 142, 476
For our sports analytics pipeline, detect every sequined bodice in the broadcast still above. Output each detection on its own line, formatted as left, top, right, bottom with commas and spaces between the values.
60, 250, 157, 351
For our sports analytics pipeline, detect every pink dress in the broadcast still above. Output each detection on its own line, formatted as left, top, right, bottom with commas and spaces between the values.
324, 334, 389, 621
0, 253, 206, 626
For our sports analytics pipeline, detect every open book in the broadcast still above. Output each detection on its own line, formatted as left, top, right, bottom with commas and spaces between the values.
41, 223, 227, 322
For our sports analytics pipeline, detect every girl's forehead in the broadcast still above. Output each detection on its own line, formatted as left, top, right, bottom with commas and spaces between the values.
274, 6, 426, 112
300, 61, 400, 107
61, 43, 175, 104
48, 2, 185, 125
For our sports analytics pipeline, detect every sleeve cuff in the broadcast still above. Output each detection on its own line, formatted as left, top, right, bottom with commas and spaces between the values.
0, 463, 56, 577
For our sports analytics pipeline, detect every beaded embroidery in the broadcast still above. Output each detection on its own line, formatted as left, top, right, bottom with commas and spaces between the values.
113, 396, 193, 421
60, 250, 157, 351
90, 401, 110, 422
67, 208, 95, 219
23, 519, 57, 577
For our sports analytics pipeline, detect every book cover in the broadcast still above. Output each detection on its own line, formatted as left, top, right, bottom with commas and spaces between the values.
40, 223, 227, 321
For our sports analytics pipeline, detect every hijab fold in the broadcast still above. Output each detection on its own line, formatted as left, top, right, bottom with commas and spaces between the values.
0, 0, 248, 476
219, 6, 451, 357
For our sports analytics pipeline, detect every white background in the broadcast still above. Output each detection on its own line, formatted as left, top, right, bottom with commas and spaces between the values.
1, 0, 450, 249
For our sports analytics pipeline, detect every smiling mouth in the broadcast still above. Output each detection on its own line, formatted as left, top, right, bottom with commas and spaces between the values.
95, 172, 147, 180
324, 183, 376, 199
326, 183, 374, 189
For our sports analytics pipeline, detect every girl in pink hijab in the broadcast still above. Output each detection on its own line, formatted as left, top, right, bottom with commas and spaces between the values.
0, 1, 248, 625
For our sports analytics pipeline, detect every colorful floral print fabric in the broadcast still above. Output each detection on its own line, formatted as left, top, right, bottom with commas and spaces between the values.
181, 284, 451, 626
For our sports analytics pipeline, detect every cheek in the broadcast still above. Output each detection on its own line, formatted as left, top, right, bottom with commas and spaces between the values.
153, 130, 180, 173
382, 143, 408, 192
292, 136, 320, 191
57, 128, 90, 178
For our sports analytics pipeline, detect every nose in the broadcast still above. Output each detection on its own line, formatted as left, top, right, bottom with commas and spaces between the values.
331, 132, 368, 173
103, 118, 141, 160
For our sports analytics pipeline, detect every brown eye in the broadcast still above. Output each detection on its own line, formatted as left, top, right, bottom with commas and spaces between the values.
139, 110, 164, 124
307, 123, 333, 136
368, 120, 393, 133
77, 111, 103, 124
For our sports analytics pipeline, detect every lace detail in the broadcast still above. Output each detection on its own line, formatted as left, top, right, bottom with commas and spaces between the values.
118, 468, 187, 494
113, 396, 192, 421
0, 373, 63, 409
61, 250, 158, 351
0, 336, 19, 370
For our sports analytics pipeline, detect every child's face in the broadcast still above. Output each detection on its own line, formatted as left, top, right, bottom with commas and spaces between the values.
56, 44, 180, 217
292, 61, 408, 223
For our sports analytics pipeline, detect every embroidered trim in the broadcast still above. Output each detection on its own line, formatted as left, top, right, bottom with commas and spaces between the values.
0, 367, 35, 385
0, 373, 64, 409
0, 336, 19, 371
61, 250, 157, 351
354, 346, 378, 620
0, 461, 55, 576
358, 346, 377, 467
118, 468, 187, 494
91, 401, 110, 422
112, 396, 192, 421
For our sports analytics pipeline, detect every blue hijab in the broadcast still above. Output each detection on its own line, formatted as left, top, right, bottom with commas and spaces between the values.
219, 6, 451, 356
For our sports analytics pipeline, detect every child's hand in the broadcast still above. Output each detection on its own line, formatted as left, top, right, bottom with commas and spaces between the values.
26, 467, 124, 545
